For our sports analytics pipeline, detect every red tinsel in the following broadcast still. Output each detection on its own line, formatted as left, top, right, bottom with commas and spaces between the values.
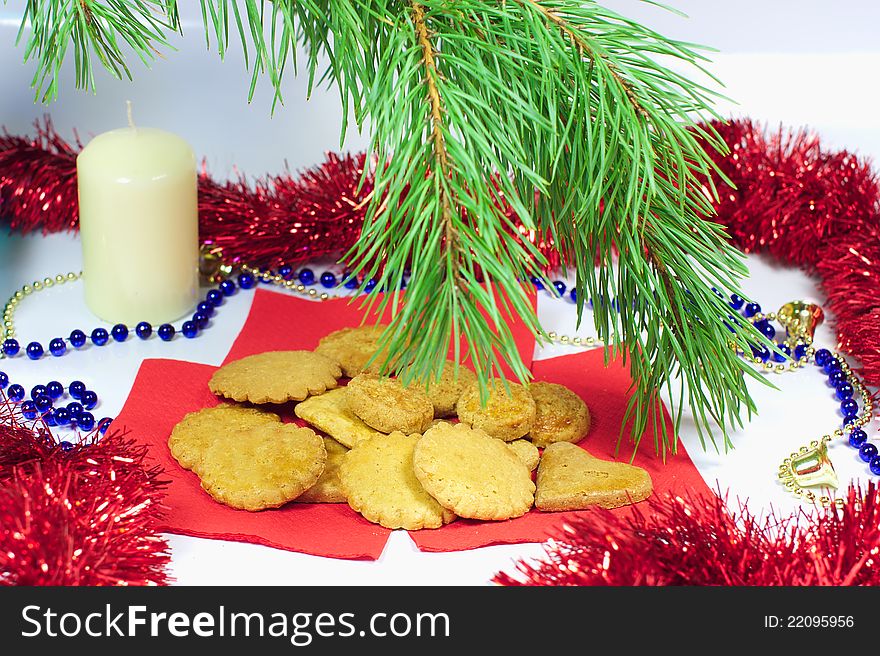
0, 397, 171, 586
495, 485, 880, 586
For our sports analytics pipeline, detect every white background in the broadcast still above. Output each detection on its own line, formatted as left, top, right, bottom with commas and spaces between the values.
0, 2, 878, 584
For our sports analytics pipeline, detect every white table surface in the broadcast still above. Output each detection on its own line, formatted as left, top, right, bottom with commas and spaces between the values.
1, 2, 878, 585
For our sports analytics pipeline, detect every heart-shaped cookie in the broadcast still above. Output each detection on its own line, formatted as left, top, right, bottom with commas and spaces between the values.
535, 442, 652, 511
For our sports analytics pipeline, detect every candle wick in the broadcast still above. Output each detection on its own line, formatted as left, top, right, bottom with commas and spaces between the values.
126, 101, 136, 129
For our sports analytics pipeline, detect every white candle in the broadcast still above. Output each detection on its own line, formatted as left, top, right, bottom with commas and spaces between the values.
76, 112, 199, 325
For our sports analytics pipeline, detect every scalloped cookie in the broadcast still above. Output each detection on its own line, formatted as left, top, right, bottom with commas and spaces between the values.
194, 424, 326, 511
296, 437, 349, 504
535, 442, 652, 511
527, 381, 591, 447
417, 361, 478, 418
209, 350, 342, 405
346, 374, 433, 434
339, 432, 456, 530
413, 423, 535, 520
506, 439, 540, 472
455, 380, 536, 442
294, 387, 384, 448
315, 324, 390, 377
168, 404, 281, 470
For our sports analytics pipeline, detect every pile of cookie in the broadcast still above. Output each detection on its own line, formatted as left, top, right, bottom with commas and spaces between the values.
168, 325, 653, 530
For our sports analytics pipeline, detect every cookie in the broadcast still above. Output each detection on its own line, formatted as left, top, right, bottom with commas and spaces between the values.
528, 381, 591, 447
196, 424, 326, 511
506, 439, 540, 472
535, 442, 652, 511
293, 387, 384, 448
339, 432, 456, 530
455, 380, 536, 441
346, 374, 433, 434
315, 324, 390, 377
413, 422, 535, 520
296, 437, 349, 504
168, 404, 281, 470
209, 350, 342, 405
416, 361, 478, 417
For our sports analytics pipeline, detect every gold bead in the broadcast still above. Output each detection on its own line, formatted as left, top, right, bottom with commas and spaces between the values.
834, 428, 844, 437
547, 331, 557, 339
55, 274, 64, 284
560, 335, 569, 343
766, 312, 776, 321
320, 293, 329, 301
22, 285, 31, 295
586, 337, 595, 344
3, 320, 12, 329
296, 284, 305, 292
67, 272, 76, 280
763, 362, 773, 371
308, 289, 317, 297
273, 275, 283, 284
820, 496, 830, 506
14, 291, 23, 300
775, 365, 785, 373
285, 280, 294, 288
32, 281, 42, 290
573, 337, 582, 345
43, 277, 53, 287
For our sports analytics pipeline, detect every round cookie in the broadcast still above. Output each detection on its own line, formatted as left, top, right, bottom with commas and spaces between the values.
417, 361, 478, 418
455, 380, 536, 442
168, 404, 281, 470
339, 432, 456, 530
296, 437, 349, 504
413, 422, 535, 520
315, 324, 389, 377
208, 350, 342, 405
197, 424, 326, 511
527, 381, 591, 447
346, 374, 433, 434
506, 439, 540, 472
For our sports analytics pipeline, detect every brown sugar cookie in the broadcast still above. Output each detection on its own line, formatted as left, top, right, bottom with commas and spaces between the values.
535, 442, 652, 511
296, 437, 349, 504
413, 423, 535, 520
315, 324, 390, 377
346, 374, 433, 434
455, 380, 536, 442
294, 387, 384, 448
339, 432, 456, 530
416, 361, 478, 418
196, 424, 326, 511
168, 404, 281, 470
209, 350, 342, 405
506, 439, 540, 472
528, 381, 591, 448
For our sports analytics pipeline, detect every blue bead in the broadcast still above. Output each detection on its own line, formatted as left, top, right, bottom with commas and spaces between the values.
759, 322, 776, 340
729, 293, 745, 310
824, 359, 841, 375
58, 440, 73, 452
26, 342, 44, 360
844, 414, 859, 427
206, 289, 224, 307
0, 371, 7, 388
90, 328, 109, 346
744, 302, 761, 318
829, 369, 847, 386
835, 382, 854, 400
343, 272, 359, 289
552, 280, 566, 296
77, 412, 95, 431
111, 324, 128, 342
298, 268, 316, 285
772, 343, 790, 362
7, 384, 25, 402
569, 288, 577, 303
158, 324, 175, 341
841, 399, 859, 416
182, 321, 199, 338
859, 443, 879, 463
49, 338, 66, 357
97, 417, 113, 434
849, 428, 868, 448
69, 381, 86, 399
192, 312, 208, 329
69, 329, 87, 348
136, 321, 153, 339
2, 338, 20, 356
529, 276, 544, 290
43, 411, 57, 427
871, 456, 880, 476
21, 400, 37, 420
34, 395, 53, 413
81, 390, 98, 410
238, 272, 255, 290
364, 278, 378, 293
279, 265, 293, 280
53, 407, 70, 426
195, 302, 213, 318
750, 344, 770, 362
320, 271, 337, 289
66, 402, 84, 419
793, 344, 807, 360
220, 279, 236, 296
30, 385, 47, 400
814, 349, 832, 366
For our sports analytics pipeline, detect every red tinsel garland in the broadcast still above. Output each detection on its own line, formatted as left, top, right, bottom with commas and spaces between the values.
495, 485, 880, 586
0, 398, 171, 586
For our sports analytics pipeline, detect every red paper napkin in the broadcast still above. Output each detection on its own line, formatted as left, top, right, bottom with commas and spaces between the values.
410, 349, 711, 552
